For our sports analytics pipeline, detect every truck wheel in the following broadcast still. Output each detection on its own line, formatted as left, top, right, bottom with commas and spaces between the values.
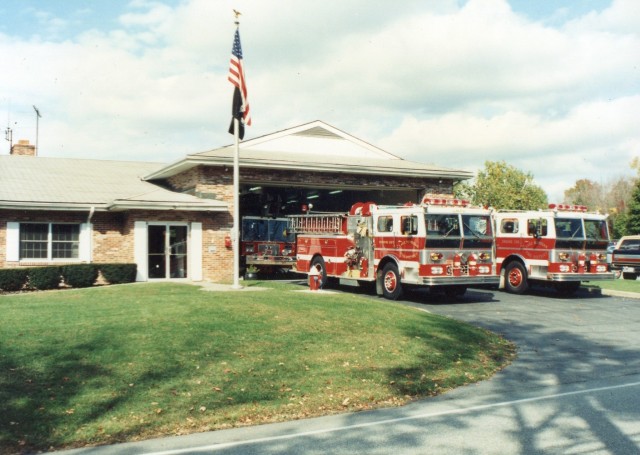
310, 256, 327, 288
622, 272, 638, 280
381, 263, 403, 300
505, 262, 529, 294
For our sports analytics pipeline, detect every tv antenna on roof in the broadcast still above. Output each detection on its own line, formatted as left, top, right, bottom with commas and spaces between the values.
33, 105, 41, 156
4, 105, 12, 153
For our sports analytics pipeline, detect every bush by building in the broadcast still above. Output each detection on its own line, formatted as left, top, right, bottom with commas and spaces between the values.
62, 264, 99, 288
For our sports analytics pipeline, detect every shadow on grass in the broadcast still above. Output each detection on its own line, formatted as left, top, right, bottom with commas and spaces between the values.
0, 332, 193, 454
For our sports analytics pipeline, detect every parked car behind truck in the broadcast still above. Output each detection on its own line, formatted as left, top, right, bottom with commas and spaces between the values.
610, 235, 640, 280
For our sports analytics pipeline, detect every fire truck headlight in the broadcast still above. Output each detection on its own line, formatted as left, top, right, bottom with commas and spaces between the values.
479, 253, 491, 262
245, 245, 254, 253
559, 264, 571, 272
282, 248, 292, 256
431, 266, 444, 275
430, 252, 443, 262
558, 252, 570, 261
598, 254, 606, 261
478, 266, 491, 274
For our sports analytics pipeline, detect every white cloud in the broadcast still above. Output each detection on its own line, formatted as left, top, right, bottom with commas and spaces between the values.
0, 0, 638, 202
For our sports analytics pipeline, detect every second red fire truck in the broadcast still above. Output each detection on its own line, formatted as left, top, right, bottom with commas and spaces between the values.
493, 204, 615, 294
289, 198, 500, 300
241, 216, 296, 270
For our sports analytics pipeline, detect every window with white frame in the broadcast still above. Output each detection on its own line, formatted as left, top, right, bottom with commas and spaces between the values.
19, 223, 80, 260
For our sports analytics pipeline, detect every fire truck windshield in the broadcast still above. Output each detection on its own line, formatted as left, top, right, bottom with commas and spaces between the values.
554, 218, 584, 248
425, 214, 461, 248
242, 218, 294, 242
584, 218, 610, 249
462, 214, 493, 248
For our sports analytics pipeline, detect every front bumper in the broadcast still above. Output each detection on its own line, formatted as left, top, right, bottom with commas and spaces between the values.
546, 272, 616, 282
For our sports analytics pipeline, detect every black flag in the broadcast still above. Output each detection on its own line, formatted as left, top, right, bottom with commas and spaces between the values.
228, 86, 245, 140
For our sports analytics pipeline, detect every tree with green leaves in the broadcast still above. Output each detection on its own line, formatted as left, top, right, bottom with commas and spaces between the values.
455, 160, 548, 210
625, 179, 640, 235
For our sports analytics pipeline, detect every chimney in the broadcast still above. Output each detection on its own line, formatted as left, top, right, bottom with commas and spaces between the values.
11, 139, 36, 156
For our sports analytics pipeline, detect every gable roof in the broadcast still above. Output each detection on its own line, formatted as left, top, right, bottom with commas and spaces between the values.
145, 120, 472, 181
0, 156, 227, 212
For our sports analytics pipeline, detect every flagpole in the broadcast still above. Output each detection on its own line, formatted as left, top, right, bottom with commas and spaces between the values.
232, 19, 242, 290
233, 119, 241, 289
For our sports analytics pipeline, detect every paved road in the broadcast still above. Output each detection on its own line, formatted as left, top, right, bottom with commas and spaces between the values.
56, 288, 640, 455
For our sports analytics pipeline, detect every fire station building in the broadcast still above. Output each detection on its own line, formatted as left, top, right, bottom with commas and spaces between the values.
0, 120, 472, 283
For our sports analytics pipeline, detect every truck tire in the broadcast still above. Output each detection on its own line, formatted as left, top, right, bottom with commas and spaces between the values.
310, 256, 327, 288
504, 262, 529, 294
622, 272, 638, 280
381, 263, 403, 300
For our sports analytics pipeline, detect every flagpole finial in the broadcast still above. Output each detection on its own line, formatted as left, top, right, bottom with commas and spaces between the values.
233, 9, 241, 25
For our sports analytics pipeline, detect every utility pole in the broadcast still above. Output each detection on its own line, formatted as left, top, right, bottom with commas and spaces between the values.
33, 105, 41, 156
4, 125, 11, 154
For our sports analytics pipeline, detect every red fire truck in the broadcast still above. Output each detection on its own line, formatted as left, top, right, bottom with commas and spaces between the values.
290, 198, 499, 300
241, 216, 296, 270
493, 204, 615, 295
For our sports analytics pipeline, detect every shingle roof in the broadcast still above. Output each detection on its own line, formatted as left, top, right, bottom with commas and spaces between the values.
0, 156, 227, 212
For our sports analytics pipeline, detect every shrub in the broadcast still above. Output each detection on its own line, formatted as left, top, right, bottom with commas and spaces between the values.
62, 264, 99, 288
27, 266, 62, 291
0, 268, 29, 292
99, 263, 137, 284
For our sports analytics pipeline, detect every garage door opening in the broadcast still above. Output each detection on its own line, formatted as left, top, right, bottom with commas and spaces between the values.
239, 185, 420, 218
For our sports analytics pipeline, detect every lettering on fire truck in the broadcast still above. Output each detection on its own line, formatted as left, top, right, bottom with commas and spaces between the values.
289, 198, 500, 300
493, 204, 615, 295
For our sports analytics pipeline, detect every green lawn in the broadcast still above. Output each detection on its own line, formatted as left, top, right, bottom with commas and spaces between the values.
0, 282, 515, 453
586, 275, 640, 293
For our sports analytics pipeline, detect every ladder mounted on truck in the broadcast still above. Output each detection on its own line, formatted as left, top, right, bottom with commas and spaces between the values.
288, 213, 346, 234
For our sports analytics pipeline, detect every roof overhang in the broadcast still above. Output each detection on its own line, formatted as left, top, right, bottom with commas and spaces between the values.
145, 149, 473, 182
0, 200, 228, 212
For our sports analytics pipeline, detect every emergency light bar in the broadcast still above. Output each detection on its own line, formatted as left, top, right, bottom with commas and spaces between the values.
548, 204, 588, 212
422, 197, 470, 207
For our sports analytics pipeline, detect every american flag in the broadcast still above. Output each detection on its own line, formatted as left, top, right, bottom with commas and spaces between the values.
228, 28, 251, 138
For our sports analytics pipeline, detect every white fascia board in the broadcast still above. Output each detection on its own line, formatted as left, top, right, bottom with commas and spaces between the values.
0, 201, 108, 211
107, 200, 228, 212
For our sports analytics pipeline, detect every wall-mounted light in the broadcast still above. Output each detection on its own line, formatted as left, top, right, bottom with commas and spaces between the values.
329, 190, 343, 195
307, 194, 320, 200
249, 186, 262, 192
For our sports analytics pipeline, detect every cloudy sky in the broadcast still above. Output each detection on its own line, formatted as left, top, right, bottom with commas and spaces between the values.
1, 0, 638, 202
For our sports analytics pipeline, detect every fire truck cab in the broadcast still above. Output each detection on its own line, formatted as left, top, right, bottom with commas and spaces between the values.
291, 198, 499, 300
494, 204, 615, 295
241, 216, 296, 269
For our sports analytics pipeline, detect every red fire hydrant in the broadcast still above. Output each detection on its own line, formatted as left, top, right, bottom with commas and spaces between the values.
309, 267, 321, 291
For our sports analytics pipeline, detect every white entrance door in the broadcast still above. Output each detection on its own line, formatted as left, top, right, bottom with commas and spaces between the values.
148, 224, 188, 279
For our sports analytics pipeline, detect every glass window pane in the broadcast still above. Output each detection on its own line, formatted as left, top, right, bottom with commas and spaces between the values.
52, 224, 80, 259
20, 224, 48, 259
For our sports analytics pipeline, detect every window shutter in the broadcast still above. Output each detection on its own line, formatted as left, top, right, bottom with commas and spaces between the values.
134, 221, 148, 281
79, 223, 92, 262
6, 222, 20, 262
190, 222, 203, 281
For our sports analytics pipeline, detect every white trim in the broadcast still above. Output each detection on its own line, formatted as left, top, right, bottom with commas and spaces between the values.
6, 222, 20, 262
79, 223, 92, 262
134, 221, 148, 281
190, 222, 203, 281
